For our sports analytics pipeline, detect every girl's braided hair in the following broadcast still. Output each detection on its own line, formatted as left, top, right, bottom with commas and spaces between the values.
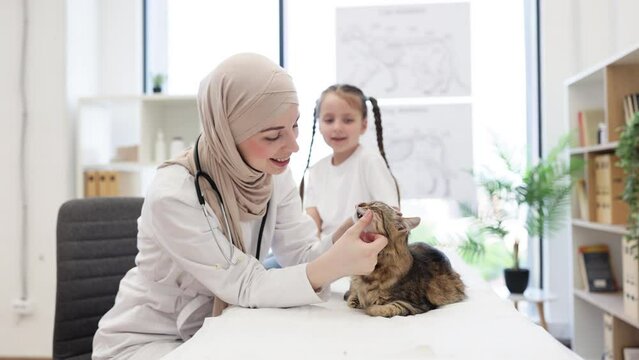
300, 84, 400, 206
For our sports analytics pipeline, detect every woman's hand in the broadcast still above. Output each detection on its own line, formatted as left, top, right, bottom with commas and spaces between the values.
306, 211, 388, 290
329, 210, 388, 275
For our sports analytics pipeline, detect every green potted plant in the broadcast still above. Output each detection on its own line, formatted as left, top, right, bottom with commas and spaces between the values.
152, 73, 166, 94
616, 111, 639, 256
461, 135, 583, 293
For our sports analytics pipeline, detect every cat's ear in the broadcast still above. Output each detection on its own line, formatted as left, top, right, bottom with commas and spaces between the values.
403, 217, 421, 230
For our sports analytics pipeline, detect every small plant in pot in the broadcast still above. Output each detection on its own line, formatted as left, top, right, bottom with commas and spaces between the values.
461, 135, 583, 293
616, 111, 639, 258
152, 73, 166, 94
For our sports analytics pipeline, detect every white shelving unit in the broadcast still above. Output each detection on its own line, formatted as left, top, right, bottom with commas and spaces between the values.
75, 95, 200, 197
567, 44, 639, 359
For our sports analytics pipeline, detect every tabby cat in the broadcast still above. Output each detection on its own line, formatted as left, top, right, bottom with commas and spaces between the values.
345, 201, 466, 317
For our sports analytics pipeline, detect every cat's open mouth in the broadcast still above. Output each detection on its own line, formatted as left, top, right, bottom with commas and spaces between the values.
359, 232, 376, 243
355, 205, 384, 239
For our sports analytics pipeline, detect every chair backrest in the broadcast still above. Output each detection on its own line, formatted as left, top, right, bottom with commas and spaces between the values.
53, 197, 143, 360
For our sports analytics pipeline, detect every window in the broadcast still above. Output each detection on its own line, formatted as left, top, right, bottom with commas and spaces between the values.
145, 0, 280, 95
145, 0, 540, 289
285, 0, 534, 287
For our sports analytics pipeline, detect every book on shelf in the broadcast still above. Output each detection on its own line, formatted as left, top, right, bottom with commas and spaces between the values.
577, 108, 605, 147
604, 312, 614, 360
604, 311, 639, 360
623, 240, 639, 321
594, 154, 628, 225
578, 244, 618, 292
575, 178, 588, 220
625, 348, 639, 360
624, 93, 639, 124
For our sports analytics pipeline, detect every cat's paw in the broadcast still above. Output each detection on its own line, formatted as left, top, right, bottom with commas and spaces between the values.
366, 304, 397, 317
346, 295, 361, 309
365, 303, 407, 318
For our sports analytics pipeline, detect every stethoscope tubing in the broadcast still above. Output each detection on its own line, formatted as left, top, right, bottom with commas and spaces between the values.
193, 135, 268, 269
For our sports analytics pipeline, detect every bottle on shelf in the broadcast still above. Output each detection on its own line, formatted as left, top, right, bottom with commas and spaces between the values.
155, 130, 167, 163
598, 122, 608, 144
169, 136, 186, 159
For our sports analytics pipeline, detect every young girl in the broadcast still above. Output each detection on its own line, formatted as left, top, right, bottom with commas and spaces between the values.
302, 84, 400, 237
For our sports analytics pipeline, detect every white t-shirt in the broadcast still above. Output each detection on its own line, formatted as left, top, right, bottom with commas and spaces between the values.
304, 145, 399, 237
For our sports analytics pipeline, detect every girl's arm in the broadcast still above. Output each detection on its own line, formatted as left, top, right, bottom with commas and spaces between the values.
305, 207, 322, 236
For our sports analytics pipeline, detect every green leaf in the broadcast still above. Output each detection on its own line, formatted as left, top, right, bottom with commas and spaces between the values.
466, 133, 584, 265
616, 111, 639, 253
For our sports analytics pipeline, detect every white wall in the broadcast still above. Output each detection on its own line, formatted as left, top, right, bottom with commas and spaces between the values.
0, 0, 68, 356
0, 0, 142, 357
541, 0, 639, 340
98, 0, 143, 95
67, 0, 142, 98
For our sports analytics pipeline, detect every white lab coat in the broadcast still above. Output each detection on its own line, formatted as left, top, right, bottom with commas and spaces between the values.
92, 165, 333, 360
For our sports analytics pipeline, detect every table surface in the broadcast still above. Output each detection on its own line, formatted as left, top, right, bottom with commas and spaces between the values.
493, 285, 557, 303
507, 288, 558, 303
162, 251, 579, 360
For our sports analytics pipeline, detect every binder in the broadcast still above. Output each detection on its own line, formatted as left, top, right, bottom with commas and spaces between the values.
97, 171, 110, 197
603, 311, 639, 360
106, 171, 120, 197
84, 171, 99, 198
603, 313, 614, 360
594, 154, 628, 224
623, 241, 639, 321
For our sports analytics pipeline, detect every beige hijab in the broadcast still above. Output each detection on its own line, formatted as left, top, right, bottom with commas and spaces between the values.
161, 53, 298, 316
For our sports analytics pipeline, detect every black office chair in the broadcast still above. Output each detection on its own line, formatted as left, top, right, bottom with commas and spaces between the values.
53, 197, 143, 360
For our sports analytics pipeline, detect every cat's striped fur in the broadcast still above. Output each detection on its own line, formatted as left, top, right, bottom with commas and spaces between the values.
346, 201, 466, 317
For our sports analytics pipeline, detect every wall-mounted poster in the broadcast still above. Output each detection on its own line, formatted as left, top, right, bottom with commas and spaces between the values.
336, 3, 471, 98
361, 104, 475, 204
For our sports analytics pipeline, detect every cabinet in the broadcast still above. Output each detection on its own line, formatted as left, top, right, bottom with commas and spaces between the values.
568, 45, 639, 359
75, 95, 200, 198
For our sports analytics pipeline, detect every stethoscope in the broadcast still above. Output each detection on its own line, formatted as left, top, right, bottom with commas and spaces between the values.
194, 135, 269, 269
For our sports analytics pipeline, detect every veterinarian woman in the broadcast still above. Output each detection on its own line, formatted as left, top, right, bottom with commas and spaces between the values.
92, 53, 388, 360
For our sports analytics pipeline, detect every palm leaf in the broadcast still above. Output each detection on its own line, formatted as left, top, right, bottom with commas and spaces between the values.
466, 133, 582, 268
458, 230, 486, 264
